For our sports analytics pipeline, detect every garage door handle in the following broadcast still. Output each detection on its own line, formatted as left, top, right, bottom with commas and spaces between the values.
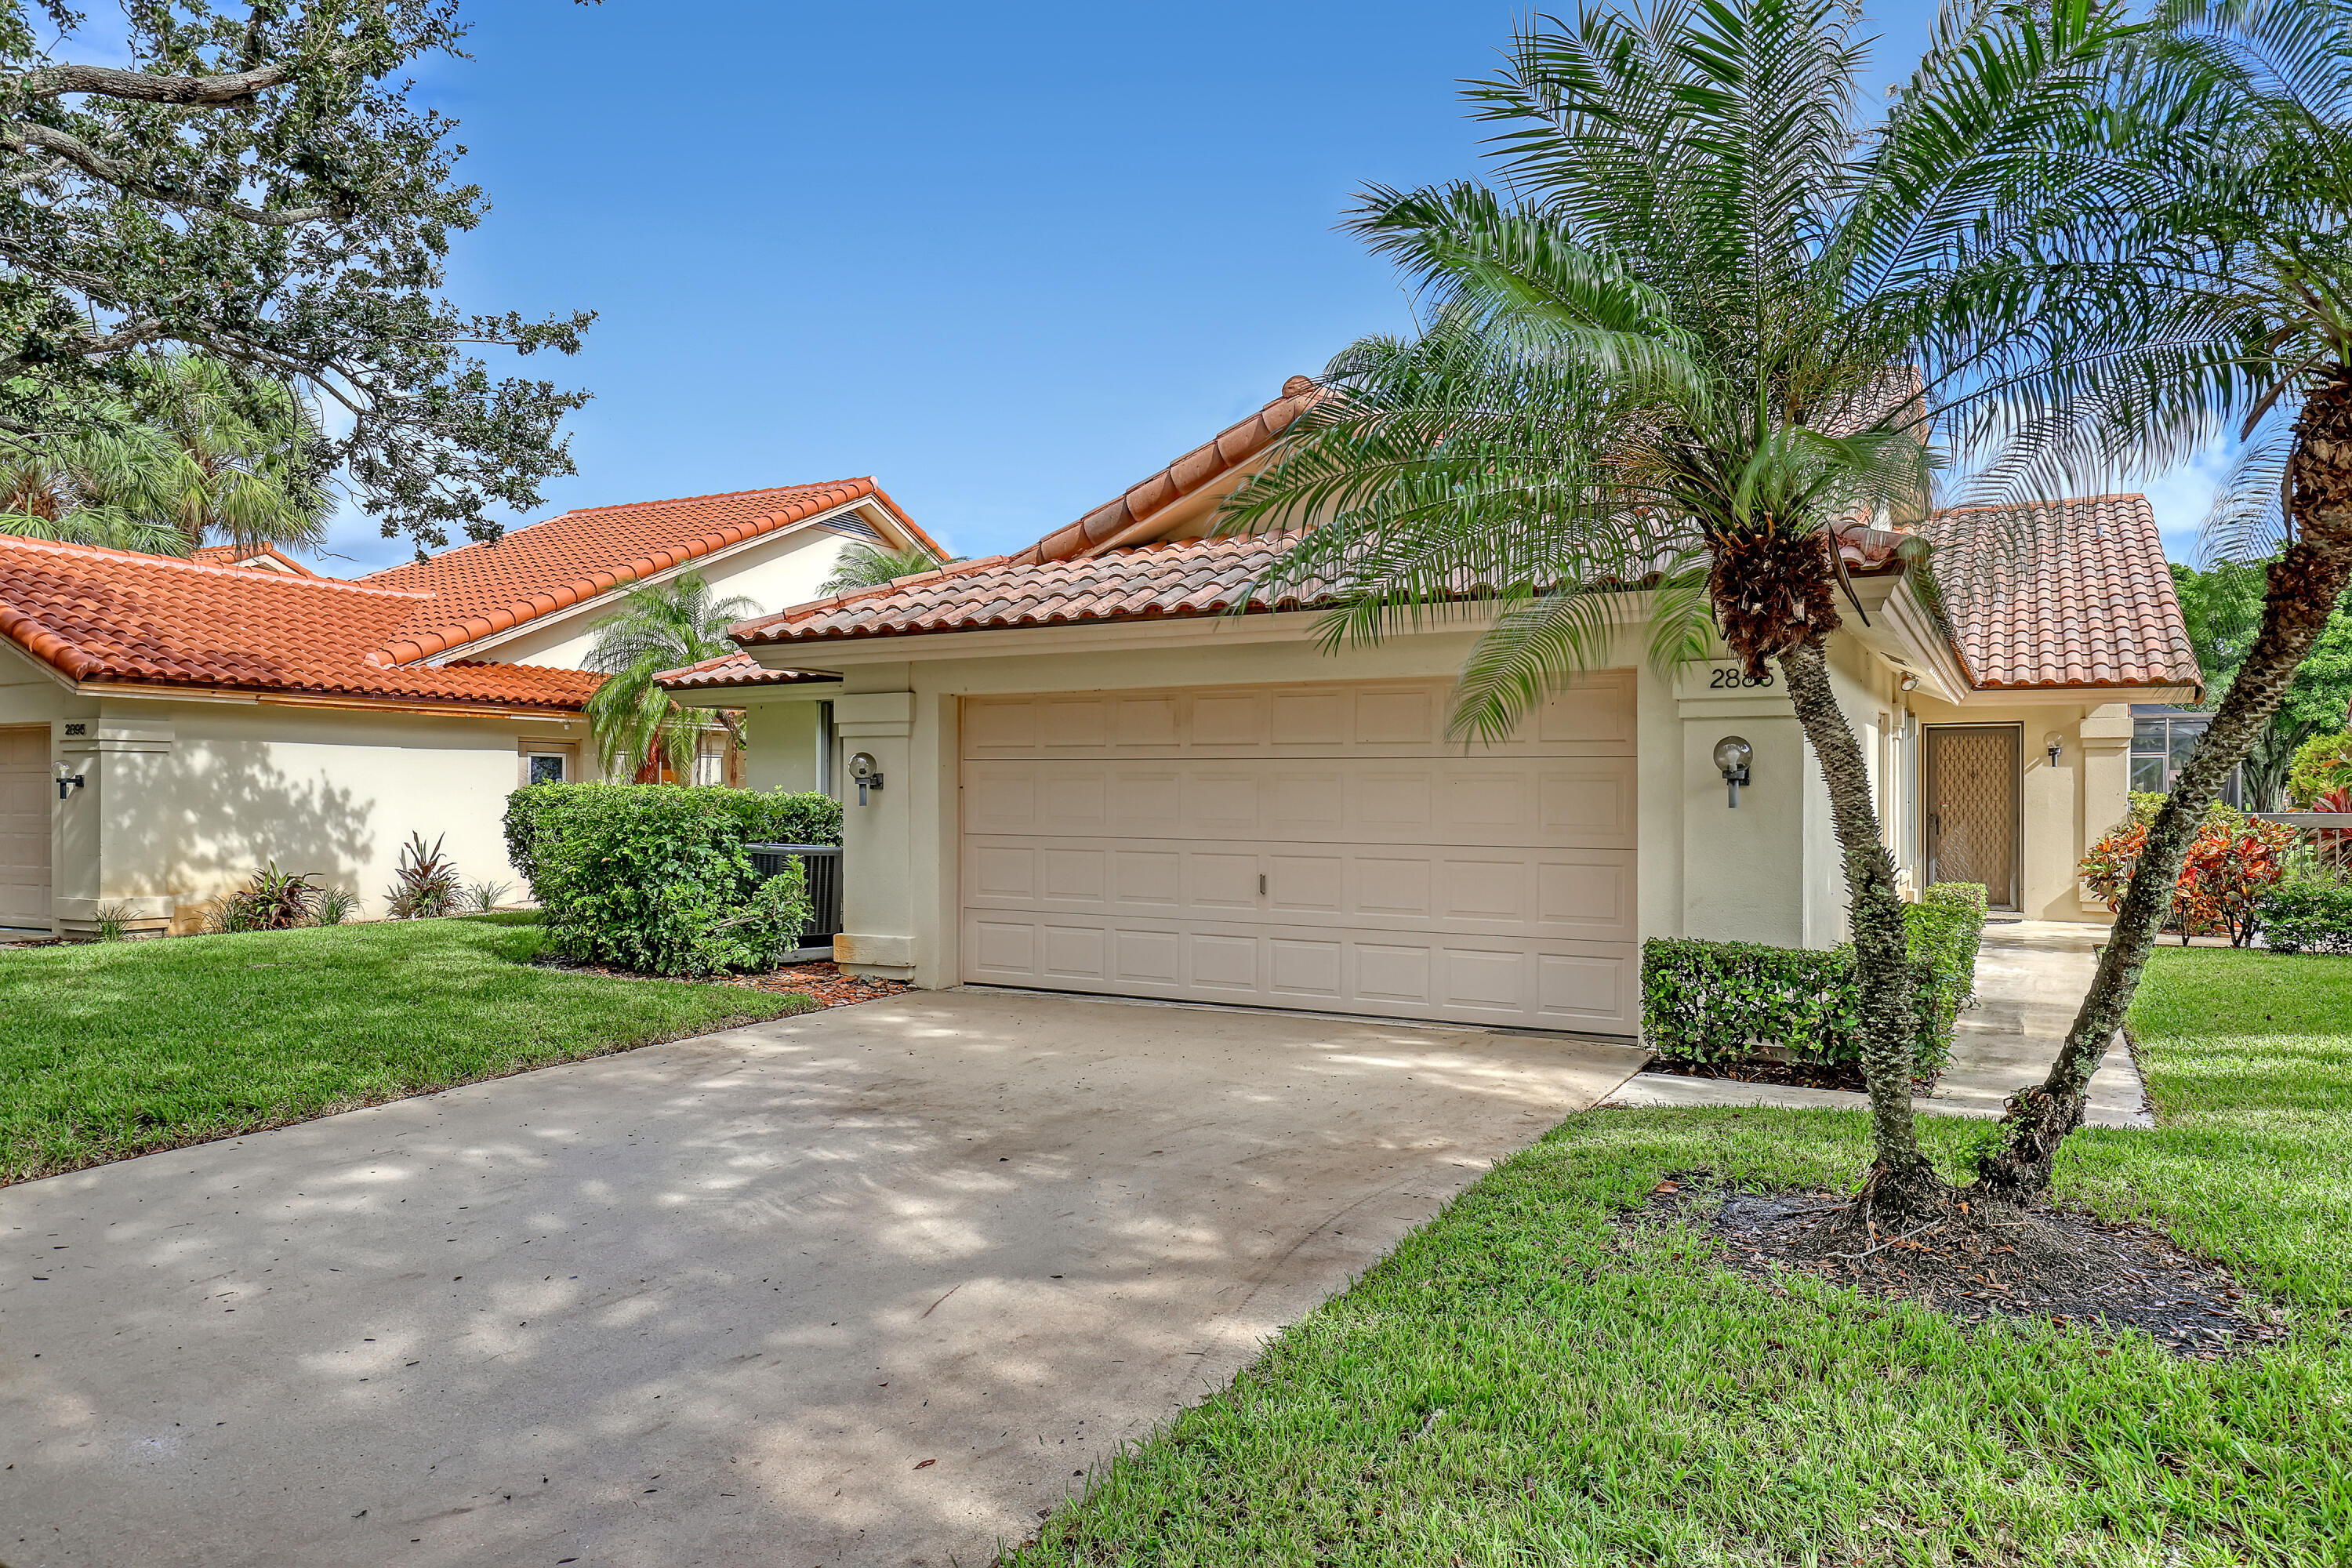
1258, 873, 1267, 895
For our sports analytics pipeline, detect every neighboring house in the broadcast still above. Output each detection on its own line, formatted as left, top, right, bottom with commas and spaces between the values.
189, 543, 320, 575
664, 379, 2198, 1038
0, 478, 938, 935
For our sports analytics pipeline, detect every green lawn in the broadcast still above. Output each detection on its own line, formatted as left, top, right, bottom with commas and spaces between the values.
0, 913, 811, 1183
1009, 949, 2352, 1566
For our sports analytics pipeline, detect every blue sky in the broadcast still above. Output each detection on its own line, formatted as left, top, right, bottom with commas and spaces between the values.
322, 1, 2219, 576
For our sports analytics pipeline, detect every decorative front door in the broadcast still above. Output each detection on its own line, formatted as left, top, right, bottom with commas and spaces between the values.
1925, 725, 2019, 909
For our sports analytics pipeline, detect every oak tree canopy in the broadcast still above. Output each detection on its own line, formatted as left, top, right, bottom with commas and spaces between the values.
0, 0, 593, 550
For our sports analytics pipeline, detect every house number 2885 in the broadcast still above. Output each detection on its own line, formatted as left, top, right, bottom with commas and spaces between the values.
1708, 667, 1775, 689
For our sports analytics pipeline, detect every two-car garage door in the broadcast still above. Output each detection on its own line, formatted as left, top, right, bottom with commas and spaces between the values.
958, 676, 1638, 1033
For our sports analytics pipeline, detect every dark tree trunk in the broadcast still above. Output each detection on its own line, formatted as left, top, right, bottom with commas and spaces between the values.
1972, 373, 2352, 1204
1777, 634, 1949, 1218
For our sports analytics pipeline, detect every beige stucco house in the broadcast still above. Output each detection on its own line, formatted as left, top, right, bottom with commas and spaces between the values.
0, 478, 938, 935
664, 379, 2199, 1037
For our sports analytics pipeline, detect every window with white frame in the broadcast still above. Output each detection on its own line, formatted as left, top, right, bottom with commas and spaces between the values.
2129, 706, 2241, 806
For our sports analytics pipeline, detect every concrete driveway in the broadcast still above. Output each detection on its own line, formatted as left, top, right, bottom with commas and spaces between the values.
0, 989, 1645, 1568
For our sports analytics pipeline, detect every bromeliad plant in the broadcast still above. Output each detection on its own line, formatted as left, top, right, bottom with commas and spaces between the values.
1225, 0, 2137, 1221
383, 833, 463, 920
209, 862, 322, 932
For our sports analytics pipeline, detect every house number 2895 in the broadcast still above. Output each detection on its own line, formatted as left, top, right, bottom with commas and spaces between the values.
1708, 667, 1775, 689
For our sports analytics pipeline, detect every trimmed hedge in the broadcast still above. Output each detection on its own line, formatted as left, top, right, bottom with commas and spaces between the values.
1641, 882, 1987, 1077
501, 785, 829, 976
2262, 881, 2352, 956
505, 783, 840, 887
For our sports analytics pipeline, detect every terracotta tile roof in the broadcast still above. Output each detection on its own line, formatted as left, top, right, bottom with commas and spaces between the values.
188, 543, 323, 576
1017, 377, 1325, 564
1924, 494, 2197, 691
732, 515, 1907, 653
732, 498, 2191, 695
653, 650, 839, 691
362, 477, 939, 666
731, 534, 1326, 648
0, 533, 601, 710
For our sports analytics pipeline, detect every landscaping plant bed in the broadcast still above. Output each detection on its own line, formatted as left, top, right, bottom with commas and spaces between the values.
721, 960, 909, 1007
536, 953, 909, 1009
1628, 1171, 2286, 1359
1641, 1056, 1935, 1094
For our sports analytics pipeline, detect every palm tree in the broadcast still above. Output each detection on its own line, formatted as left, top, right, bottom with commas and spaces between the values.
124, 354, 333, 554
583, 573, 760, 783
1225, 0, 2138, 1221
818, 539, 950, 595
0, 355, 331, 556
0, 435, 190, 554
1970, 0, 2352, 1200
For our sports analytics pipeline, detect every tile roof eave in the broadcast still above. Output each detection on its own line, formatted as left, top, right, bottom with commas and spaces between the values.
62, 673, 594, 714
742, 596, 1328, 649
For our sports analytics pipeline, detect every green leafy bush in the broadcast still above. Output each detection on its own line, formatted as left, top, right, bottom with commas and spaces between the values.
1641, 882, 1987, 1077
503, 785, 817, 976
504, 783, 840, 887
2287, 732, 2352, 808
2261, 880, 2352, 956
1909, 882, 1988, 1053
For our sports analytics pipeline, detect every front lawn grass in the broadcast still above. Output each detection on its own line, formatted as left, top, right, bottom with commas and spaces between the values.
0, 913, 811, 1183
1009, 948, 2352, 1566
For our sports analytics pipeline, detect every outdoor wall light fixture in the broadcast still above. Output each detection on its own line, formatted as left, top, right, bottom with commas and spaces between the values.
1713, 735, 1753, 808
1898, 671, 1920, 692
847, 750, 884, 805
2045, 731, 2064, 767
52, 761, 84, 800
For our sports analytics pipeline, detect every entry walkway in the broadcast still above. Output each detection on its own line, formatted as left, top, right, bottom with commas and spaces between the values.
1604, 921, 2154, 1129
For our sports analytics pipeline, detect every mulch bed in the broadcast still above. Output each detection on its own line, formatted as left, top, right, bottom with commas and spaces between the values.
534, 954, 909, 1010
717, 960, 910, 1008
1625, 1171, 2288, 1359
1643, 1057, 1880, 1093
1642, 1058, 1941, 1094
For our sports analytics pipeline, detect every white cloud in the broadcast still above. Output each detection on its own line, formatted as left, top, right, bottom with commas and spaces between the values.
2128, 435, 2238, 566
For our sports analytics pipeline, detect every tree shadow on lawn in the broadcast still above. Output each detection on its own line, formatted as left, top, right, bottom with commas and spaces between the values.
1006, 1105, 2350, 1567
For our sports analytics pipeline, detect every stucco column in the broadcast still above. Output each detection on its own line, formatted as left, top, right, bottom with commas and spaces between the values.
1673, 660, 1814, 947
52, 710, 176, 937
832, 690, 916, 978
2076, 705, 2132, 919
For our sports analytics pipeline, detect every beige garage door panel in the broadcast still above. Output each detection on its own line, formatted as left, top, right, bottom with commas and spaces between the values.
963, 673, 1635, 759
964, 758, 1635, 850
964, 836, 1636, 945
961, 912, 1635, 1029
958, 677, 1639, 1033
0, 726, 51, 927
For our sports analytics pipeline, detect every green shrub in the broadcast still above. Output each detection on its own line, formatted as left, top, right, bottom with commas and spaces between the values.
2288, 732, 2352, 808
2262, 880, 2352, 956
1909, 883, 1988, 1054
2125, 790, 2248, 832
504, 783, 840, 887
1641, 883, 1987, 1078
503, 785, 815, 976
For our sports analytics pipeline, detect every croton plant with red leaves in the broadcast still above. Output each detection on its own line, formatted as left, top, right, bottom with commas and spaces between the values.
2081, 814, 2300, 946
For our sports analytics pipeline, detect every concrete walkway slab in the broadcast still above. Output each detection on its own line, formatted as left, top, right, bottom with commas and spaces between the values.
1605, 923, 2153, 1130
0, 989, 1645, 1568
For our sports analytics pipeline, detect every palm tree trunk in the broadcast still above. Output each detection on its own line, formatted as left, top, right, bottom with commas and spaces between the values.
1777, 633, 1946, 1215
1972, 374, 2352, 1204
